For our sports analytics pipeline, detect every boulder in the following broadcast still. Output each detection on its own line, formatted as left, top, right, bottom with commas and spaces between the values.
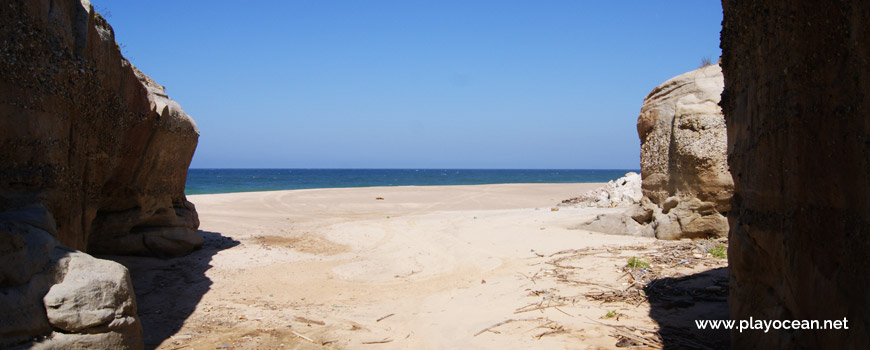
637, 64, 732, 213
651, 198, 728, 240
43, 252, 138, 333
635, 65, 732, 240
0, 214, 141, 349
722, 0, 870, 348
574, 210, 654, 237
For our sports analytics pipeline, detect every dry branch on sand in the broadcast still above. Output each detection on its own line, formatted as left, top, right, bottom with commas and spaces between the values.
474, 318, 549, 337
376, 313, 395, 322
294, 316, 326, 326
491, 239, 730, 348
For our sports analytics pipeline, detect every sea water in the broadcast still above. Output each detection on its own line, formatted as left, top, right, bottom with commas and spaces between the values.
185, 169, 636, 195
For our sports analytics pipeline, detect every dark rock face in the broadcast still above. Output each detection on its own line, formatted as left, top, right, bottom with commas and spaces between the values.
1, 0, 201, 348
721, 0, 870, 348
0, 0, 201, 256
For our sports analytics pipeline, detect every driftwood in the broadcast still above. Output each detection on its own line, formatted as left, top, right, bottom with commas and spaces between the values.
474, 318, 545, 336
585, 317, 663, 349
294, 316, 325, 326
376, 313, 395, 322
290, 330, 316, 344
514, 303, 568, 314
536, 328, 568, 339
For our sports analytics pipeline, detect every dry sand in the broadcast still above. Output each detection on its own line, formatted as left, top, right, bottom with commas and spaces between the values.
106, 183, 728, 350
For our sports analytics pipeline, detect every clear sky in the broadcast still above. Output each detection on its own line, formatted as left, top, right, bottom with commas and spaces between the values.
96, 0, 722, 169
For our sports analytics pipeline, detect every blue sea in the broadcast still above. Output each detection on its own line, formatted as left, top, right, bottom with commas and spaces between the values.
184, 169, 637, 195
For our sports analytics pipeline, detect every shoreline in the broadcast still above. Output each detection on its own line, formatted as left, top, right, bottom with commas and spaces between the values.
186, 181, 609, 197
183, 168, 637, 196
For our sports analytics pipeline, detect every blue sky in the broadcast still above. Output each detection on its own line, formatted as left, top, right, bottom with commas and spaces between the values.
97, 1, 722, 169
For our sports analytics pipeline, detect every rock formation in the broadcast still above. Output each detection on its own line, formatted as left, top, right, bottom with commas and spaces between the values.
634, 64, 732, 240
637, 64, 732, 212
563, 172, 653, 237
0, 0, 201, 256
575, 66, 733, 240
722, 0, 870, 348
1, 0, 201, 348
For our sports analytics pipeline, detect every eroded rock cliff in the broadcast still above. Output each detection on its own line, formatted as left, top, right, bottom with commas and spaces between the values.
722, 0, 870, 347
1, 0, 201, 256
1, 0, 201, 347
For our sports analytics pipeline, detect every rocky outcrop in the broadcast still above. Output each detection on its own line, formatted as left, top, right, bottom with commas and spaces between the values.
575, 66, 732, 239
722, 0, 870, 348
0, 0, 201, 256
637, 64, 732, 212
634, 65, 732, 240
1, 0, 201, 347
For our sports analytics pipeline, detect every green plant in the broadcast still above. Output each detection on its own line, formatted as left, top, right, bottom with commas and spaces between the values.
708, 244, 727, 259
605, 310, 618, 319
626, 257, 650, 269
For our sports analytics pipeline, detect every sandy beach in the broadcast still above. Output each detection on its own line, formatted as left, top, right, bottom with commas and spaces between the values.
107, 183, 727, 349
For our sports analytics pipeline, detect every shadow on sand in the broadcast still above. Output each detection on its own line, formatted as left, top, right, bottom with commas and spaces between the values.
643, 267, 730, 349
103, 230, 239, 349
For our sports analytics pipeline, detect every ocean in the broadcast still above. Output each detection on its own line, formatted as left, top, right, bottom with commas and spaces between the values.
184, 169, 638, 195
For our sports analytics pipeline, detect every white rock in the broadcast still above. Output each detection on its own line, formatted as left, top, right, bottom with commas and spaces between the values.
562, 172, 642, 208
43, 252, 139, 333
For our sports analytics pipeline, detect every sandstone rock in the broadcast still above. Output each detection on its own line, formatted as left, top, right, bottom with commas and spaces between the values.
0, 216, 141, 349
638, 64, 732, 213
574, 211, 655, 237
0, 207, 66, 346
658, 198, 728, 240
722, 1, 870, 348
1, 0, 202, 348
580, 67, 732, 239
627, 198, 654, 224
43, 252, 138, 333
633, 65, 732, 240
649, 211, 681, 240
0, 0, 201, 257
0, 205, 59, 287
661, 196, 679, 214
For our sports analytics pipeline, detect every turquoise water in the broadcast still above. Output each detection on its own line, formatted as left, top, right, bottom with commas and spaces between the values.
185, 169, 637, 195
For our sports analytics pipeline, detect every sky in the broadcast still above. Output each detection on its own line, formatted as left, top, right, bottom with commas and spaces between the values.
96, 0, 723, 169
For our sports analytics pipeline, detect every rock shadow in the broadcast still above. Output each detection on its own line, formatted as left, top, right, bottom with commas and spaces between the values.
100, 230, 239, 349
643, 267, 729, 349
